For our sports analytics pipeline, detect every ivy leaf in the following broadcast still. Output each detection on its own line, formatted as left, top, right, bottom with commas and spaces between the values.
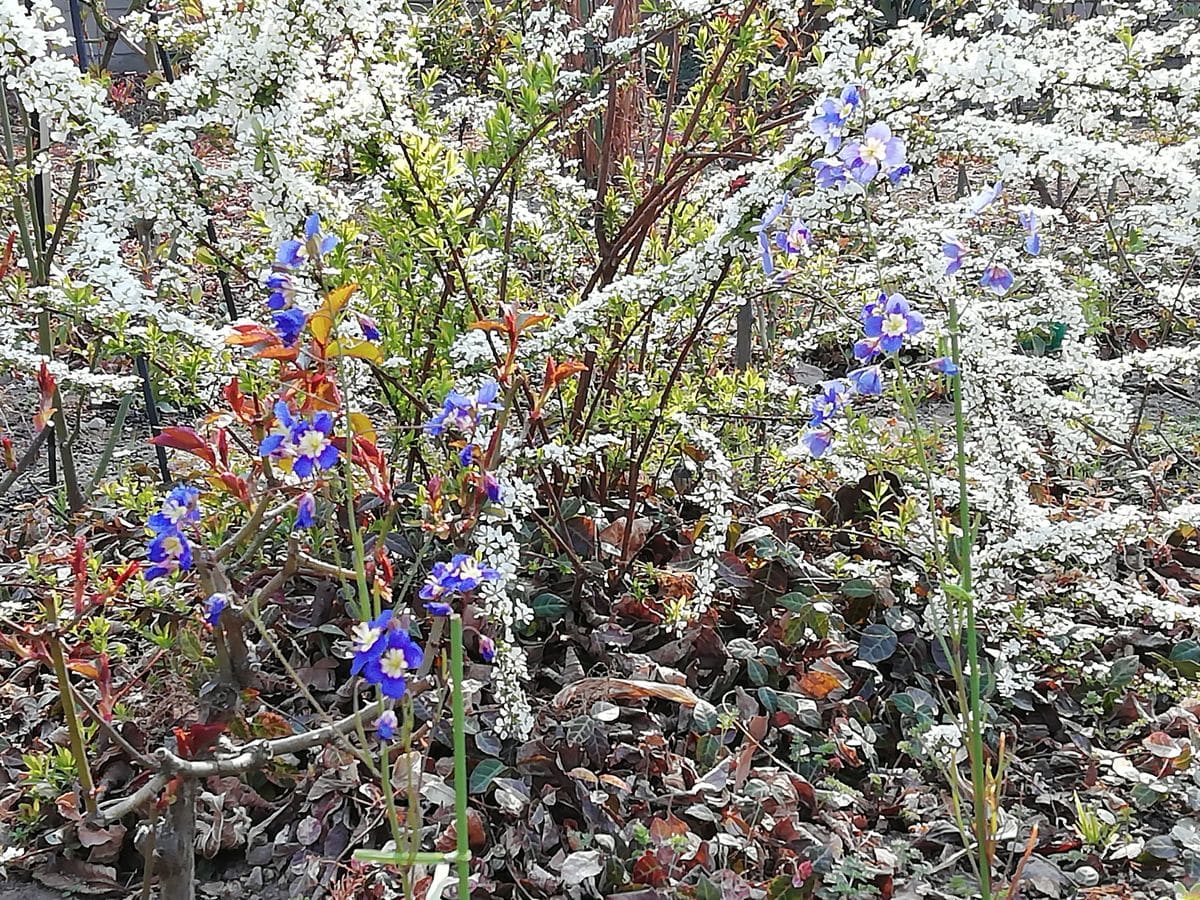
469, 758, 506, 794
858, 624, 898, 663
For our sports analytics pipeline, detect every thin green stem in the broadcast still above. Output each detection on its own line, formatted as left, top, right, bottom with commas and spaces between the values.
947, 291, 990, 898
450, 615, 471, 899
43, 596, 97, 814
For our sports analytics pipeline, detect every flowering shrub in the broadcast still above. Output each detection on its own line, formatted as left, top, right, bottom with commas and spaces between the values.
5, 0, 1200, 895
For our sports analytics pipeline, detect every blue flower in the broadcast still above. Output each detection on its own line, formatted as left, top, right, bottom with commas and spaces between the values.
776, 219, 812, 256
357, 314, 380, 342
979, 264, 1014, 295
296, 492, 315, 528
449, 553, 500, 592
809, 380, 849, 427
853, 335, 883, 362
146, 528, 193, 580
862, 292, 925, 354
424, 601, 453, 616
290, 412, 339, 478
275, 240, 305, 269
967, 181, 1004, 217
202, 593, 227, 626
479, 635, 496, 663
419, 560, 459, 602
265, 271, 294, 310
1018, 208, 1040, 255
750, 194, 789, 275
350, 610, 392, 676
800, 426, 834, 459
304, 213, 339, 258
839, 123, 906, 186
929, 357, 960, 375
362, 629, 424, 699
259, 401, 299, 458
848, 365, 883, 396
942, 236, 968, 275
272, 307, 308, 347
814, 157, 849, 191
419, 554, 500, 603
376, 709, 398, 741
809, 85, 861, 152
148, 485, 200, 533
458, 444, 479, 467
481, 472, 502, 503
425, 381, 503, 436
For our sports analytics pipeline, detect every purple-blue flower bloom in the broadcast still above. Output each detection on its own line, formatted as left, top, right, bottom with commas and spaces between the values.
1018, 208, 1040, 255
862, 292, 925, 354
479, 635, 496, 663
272, 307, 308, 347
929, 356, 960, 375
425, 381, 503, 436
362, 628, 424, 699
259, 401, 299, 459
809, 85, 861, 152
942, 236, 968, 275
839, 123, 906, 186
800, 426, 834, 459
296, 492, 316, 528
967, 181, 1004, 217
809, 379, 849, 427
275, 240, 305, 269
265, 271, 294, 310
814, 157, 849, 191
848, 365, 883, 396
357, 313, 380, 342
304, 213, 340, 258
776, 218, 812, 256
290, 412, 339, 478
424, 601, 453, 616
149, 484, 200, 533
750, 194, 789, 275
376, 709, 398, 741
351, 610, 392, 676
203, 593, 227, 626
146, 528, 193, 580
979, 264, 1014, 295
854, 335, 883, 362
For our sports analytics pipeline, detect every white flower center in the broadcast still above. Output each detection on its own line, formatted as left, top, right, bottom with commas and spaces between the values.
352, 622, 381, 654
840, 102, 855, 119
457, 558, 483, 582
163, 535, 183, 555
862, 137, 888, 164
380, 648, 408, 679
882, 313, 908, 337
297, 429, 328, 458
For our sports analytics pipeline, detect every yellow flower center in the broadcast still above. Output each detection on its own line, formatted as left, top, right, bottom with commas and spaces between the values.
862, 136, 888, 164
297, 429, 327, 457
882, 313, 908, 337
380, 648, 408, 679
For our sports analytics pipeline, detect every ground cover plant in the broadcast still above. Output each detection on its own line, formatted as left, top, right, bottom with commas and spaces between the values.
4, 0, 1200, 897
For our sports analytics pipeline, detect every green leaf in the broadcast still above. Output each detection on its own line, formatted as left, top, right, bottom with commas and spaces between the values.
1108, 655, 1140, 689
841, 579, 876, 599
858, 624, 898, 663
530, 592, 568, 621
469, 758, 506, 794
691, 699, 719, 733
747, 658, 769, 686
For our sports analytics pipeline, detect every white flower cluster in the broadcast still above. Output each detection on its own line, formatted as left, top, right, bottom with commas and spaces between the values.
670, 413, 734, 626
